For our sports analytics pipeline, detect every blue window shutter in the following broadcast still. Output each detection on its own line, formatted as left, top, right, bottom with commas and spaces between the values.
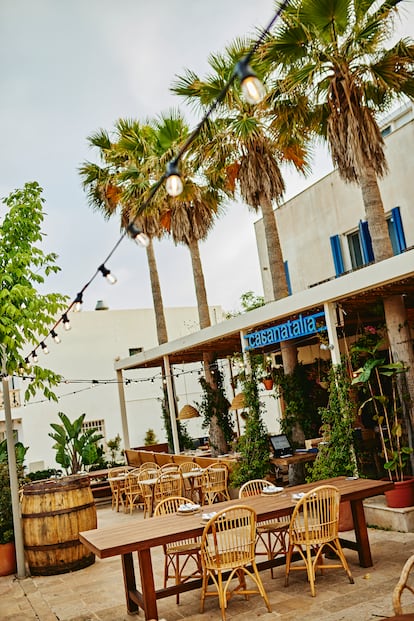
391, 206, 406, 253
283, 260, 292, 295
330, 235, 344, 276
358, 220, 374, 263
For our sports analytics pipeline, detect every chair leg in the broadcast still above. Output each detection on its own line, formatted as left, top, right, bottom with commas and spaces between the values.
332, 539, 355, 584
285, 544, 293, 587
306, 545, 316, 596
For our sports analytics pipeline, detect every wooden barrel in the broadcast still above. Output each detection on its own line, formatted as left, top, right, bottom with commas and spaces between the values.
21, 474, 97, 576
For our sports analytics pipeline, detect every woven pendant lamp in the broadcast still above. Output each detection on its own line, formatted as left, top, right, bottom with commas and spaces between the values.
177, 404, 200, 420
229, 392, 245, 411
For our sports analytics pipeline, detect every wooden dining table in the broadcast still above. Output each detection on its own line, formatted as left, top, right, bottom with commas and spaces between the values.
79, 476, 393, 621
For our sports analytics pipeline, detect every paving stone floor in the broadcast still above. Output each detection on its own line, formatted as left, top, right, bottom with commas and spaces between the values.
1, 501, 414, 621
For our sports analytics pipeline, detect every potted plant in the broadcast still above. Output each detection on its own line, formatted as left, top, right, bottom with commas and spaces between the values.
351, 337, 413, 507
0, 440, 27, 576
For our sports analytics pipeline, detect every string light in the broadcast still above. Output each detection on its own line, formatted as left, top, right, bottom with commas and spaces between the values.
235, 58, 266, 104
165, 161, 183, 197
127, 223, 150, 247
62, 313, 71, 331
40, 342, 49, 355
51, 329, 61, 344
73, 292, 83, 312
98, 264, 117, 285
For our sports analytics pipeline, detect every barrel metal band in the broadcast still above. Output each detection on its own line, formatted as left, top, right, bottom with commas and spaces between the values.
21, 501, 95, 519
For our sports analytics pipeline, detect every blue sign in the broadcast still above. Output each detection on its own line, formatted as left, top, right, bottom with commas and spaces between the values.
244, 311, 326, 350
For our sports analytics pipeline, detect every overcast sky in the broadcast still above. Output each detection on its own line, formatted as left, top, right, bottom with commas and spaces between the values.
1, 1, 413, 316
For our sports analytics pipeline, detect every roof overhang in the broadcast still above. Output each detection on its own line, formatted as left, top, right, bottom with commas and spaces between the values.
115, 250, 414, 372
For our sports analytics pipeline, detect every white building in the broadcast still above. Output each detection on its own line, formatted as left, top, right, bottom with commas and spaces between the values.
0, 305, 224, 472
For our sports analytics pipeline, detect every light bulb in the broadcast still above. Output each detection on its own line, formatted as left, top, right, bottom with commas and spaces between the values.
241, 75, 266, 104
165, 161, 183, 197
51, 329, 61, 344
73, 293, 83, 312
40, 342, 49, 355
235, 58, 266, 105
127, 223, 150, 247
165, 173, 183, 197
99, 264, 117, 284
135, 232, 150, 247
62, 313, 71, 331
31, 351, 38, 363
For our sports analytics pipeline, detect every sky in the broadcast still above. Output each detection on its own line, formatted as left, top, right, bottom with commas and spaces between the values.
0, 1, 413, 317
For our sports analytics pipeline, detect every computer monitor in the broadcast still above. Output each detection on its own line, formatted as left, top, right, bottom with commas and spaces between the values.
269, 434, 293, 458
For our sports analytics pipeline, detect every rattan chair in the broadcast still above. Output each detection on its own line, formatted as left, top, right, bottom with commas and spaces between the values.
200, 462, 230, 505
153, 495, 202, 604
285, 484, 354, 596
393, 554, 414, 614
179, 461, 203, 503
239, 479, 289, 578
123, 468, 143, 514
200, 505, 271, 620
136, 465, 160, 518
153, 470, 184, 507
107, 466, 129, 512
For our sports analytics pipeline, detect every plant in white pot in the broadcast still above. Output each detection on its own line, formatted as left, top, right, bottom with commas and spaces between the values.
351, 338, 413, 507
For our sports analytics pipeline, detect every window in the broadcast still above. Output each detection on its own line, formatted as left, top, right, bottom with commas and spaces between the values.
347, 231, 364, 269
381, 125, 391, 137
82, 418, 105, 439
129, 347, 143, 356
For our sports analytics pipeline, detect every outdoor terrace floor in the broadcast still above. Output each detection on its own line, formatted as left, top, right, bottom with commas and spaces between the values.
1, 500, 414, 621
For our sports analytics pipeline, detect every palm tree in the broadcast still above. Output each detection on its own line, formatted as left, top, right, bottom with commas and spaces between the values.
264, 0, 414, 414
264, 0, 413, 262
79, 122, 169, 345
172, 38, 310, 373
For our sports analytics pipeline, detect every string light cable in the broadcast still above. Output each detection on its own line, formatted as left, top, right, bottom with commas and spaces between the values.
20, 1, 290, 368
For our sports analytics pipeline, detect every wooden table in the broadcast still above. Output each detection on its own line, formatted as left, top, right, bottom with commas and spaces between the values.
79, 476, 393, 620
271, 451, 317, 485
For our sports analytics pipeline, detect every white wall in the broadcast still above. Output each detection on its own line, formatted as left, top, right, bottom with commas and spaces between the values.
255, 105, 414, 300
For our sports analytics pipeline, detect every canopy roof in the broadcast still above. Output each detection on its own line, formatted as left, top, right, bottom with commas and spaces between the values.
115, 250, 414, 372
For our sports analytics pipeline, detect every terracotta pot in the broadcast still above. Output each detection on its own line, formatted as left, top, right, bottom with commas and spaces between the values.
262, 378, 274, 391
0, 541, 16, 576
384, 477, 414, 508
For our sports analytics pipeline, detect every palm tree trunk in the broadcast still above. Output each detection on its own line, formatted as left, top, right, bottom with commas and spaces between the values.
259, 192, 289, 301
187, 238, 211, 330
146, 238, 168, 345
358, 165, 393, 262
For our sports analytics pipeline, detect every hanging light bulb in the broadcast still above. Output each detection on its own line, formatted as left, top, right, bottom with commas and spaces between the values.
235, 58, 266, 104
165, 161, 183, 197
98, 264, 117, 284
51, 329, 61, 344
40, 341, 49, 355
127, 222, 150, 247
73, 292, 83, 312
31, 350, 38, 363
62, 313, 71, 331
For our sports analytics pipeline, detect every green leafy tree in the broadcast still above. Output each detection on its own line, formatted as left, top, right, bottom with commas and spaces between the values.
48, 412, 104, 474
0, 182, 67, 394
